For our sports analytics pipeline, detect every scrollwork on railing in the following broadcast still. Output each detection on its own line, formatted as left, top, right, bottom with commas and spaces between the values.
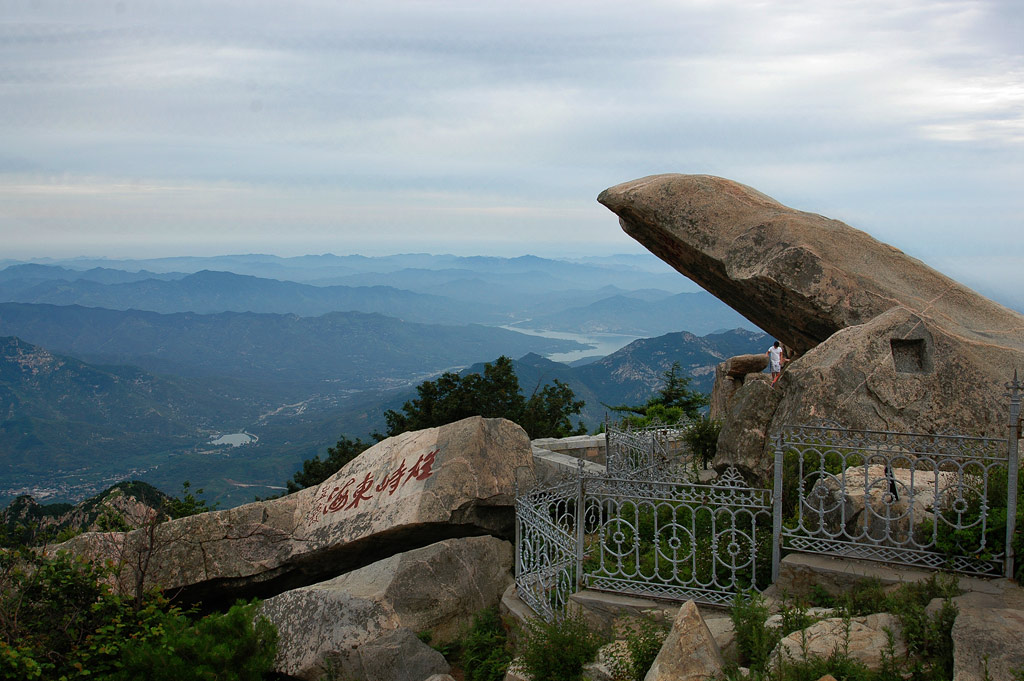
776, 422, 1011, 577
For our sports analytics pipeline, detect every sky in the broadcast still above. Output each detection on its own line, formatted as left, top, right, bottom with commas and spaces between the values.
1, 0, 1022, 302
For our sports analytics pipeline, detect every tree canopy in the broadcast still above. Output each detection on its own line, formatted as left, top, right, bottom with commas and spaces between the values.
281, 357, 585, 494
605, 361, 720, 467
380, 356, 586, 440
284, 436, 370, 493
607, 361, 708, 426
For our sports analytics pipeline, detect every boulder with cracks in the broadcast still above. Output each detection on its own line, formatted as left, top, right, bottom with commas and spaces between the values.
261, 535, 512, 680
54, 416, 534, 607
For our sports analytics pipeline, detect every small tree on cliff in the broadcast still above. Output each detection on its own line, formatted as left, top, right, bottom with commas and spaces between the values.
380, 356, 586, 440
606, 362, 708, 426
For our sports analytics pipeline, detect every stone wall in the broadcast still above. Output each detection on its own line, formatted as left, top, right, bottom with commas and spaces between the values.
531, 434, 606, 464
530, 435, 607, 484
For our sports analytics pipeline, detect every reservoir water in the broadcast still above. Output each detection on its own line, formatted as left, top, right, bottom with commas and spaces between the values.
500, 326, 640, 363
209, 432, 257, 447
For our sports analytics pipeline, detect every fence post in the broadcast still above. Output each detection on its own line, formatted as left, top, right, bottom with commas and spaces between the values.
513, 476, 521, 588
1006, 372, 1022, 578
772, 431, 784, 583
576, 458, 586, 591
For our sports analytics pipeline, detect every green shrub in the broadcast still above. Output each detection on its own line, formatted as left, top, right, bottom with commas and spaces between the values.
831, 578, 887, 616
113, 599, 277, 681
0, 549, 277, 681
607, 616, 668, 681
682, 416, 721, 469
730, 590, 778, 671
519, 613, 605, 681
728, 574, 961, 681
461, 607, 512, 681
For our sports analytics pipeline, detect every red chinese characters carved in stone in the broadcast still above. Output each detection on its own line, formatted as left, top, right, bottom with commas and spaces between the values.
310, 446, 442, 524
406, 448, 438, 483
344, 471, 376, 510
323, 477, 355, 513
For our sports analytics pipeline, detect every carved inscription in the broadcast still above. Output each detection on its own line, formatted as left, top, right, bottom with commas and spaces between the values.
305, 447, 439, 526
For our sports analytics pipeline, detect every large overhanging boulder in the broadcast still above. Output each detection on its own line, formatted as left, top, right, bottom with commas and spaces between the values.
54, 416, 533, 606
599, 174, 1024, 480
598, 174, 1023, 358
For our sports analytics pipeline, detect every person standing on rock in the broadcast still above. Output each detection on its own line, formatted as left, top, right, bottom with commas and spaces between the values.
767, 341, 787, 385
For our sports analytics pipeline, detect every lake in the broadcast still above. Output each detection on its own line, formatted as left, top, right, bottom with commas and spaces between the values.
209, 432, 257, 447
499, 326, 640, 363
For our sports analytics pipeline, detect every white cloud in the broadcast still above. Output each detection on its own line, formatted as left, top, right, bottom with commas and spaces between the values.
0, 0, 1020, 299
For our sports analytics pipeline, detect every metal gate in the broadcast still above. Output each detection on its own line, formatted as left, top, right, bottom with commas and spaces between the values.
514, 475, 579, 621
516, 461, 774, 618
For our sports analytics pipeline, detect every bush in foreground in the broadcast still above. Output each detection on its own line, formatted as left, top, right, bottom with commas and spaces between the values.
0, 549, 277, 681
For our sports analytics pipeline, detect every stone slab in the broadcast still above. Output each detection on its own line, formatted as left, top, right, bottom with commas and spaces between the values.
57, 416, 533, 606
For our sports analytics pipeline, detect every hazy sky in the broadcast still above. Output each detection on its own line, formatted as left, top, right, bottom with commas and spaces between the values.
1, 1, 1021, 300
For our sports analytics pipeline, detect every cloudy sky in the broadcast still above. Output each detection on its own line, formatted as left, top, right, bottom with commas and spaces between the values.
1, 1, 1021, 301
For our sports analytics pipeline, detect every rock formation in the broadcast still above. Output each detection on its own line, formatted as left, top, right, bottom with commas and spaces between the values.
599, 174, 1024, 480
262, 535, 512, 680
643, 600, 724, 681
772, 614, 906, 671
709, 353, 769, 420
55, 416, 533, 606
951, 601, 1024, 681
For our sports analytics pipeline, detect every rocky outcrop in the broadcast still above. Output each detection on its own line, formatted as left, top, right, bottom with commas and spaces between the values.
324, 627, 450, 681
643, 600, 724, 681
2, 481, 174, 536
772, 614, 906, 671
598, 174, 1024, 357
261, 535, 511, 680
725, 354, 770, 377
55, 416, 533, 606
599, 174, 1024, 480
951, 605, 1024, 681
713, 378, 781, 481
709, 354, 770, 420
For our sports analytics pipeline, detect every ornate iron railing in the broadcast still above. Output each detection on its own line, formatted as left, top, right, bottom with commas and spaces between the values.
582, 467, 773, 606
774, 373, 1023, 577
514, 475, 578, 621
516, 457, 772, 619
605, 417, 696, 480
517, 375, 1023, 621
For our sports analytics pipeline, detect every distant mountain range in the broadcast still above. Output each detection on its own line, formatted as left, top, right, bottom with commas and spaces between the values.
0, 268, 500, 325
0, 253, 692, 291
516, 292, 751, 336
0, 260, 754, 337
0, 336, 260, 492
0, 303, 582, 387
460, 328, 769, 426
0, 328, 767, 508
0, 252, 770, 508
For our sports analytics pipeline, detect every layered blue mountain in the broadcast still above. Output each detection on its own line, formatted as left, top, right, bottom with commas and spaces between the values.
0, 269, 501, 325
0, 262, 754, 335
0, 336, 260, 491
0, 253, 767, 508
0, 303, 582, 387
515, 293, 752, 336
